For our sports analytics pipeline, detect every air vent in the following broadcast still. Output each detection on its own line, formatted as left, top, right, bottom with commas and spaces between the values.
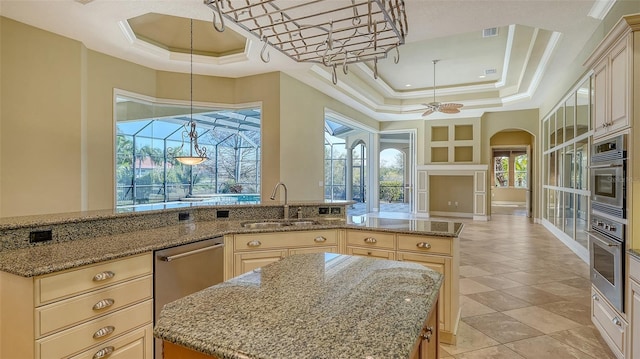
482, 27, 498, 38
484, 68, 497, 75
75, 0, 94, 4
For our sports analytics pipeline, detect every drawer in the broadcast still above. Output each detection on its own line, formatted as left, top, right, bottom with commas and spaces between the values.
398, 234, 452, 256
629, 254, 640, 283
234, 230, 338, 251
346, 230, 396, 250
36, 275, 153, 338
36, 299, 152, 359
346, 246, 395, 260
69, 324, 153, 359
591, 288, 626, 357
35, 253, 152, 305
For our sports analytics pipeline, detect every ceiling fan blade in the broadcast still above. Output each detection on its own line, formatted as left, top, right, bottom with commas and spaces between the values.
440, 103, 463, 109
439, 106, 461, 114
421, 108, 435, 116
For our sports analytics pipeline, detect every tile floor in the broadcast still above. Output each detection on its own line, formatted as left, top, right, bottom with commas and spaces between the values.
439, 214, 615, 359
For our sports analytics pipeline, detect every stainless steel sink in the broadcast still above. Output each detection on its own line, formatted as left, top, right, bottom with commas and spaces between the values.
241, 220, 319, 228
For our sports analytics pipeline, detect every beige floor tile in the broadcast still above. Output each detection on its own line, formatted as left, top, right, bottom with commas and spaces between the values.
500, 285, 564, 305
459, 265, 492, 278
472, 262, 520, 275
466, 291, 531, 312
460, 295, 496, 318
531, 282, 590, 298
549, 326, 617, 359
453, 345, 526, 359
471, 275, 523, 290
502, 271, 554, 285
538, 300, 592, 326
439, 322, 499, 355
462, 312, 544, 343
459, 278, 494, 295
505, 335, 596, 359
503, 306, 583, 333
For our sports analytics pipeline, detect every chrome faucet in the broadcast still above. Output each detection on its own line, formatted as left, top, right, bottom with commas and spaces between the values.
270, 182, 289, 220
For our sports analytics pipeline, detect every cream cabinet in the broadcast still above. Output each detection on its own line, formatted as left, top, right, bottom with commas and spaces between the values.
410, 299, 439, 359
396, 233, 459, 345
586, 16, 635, 139
345, 229, 396, 260
592, 287, 626, 359
231, 230, 339, 277
0, 253, 153, 359
628, 255, 640, 359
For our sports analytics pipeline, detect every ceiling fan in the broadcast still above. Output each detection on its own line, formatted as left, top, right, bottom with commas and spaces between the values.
421, 60, 463, 117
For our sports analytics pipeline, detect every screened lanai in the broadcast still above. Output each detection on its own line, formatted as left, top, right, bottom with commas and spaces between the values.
115, 95, 261, 208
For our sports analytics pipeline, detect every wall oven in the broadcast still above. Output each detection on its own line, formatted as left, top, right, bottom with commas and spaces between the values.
590, 135, 626, 218
589, 214, 625, 312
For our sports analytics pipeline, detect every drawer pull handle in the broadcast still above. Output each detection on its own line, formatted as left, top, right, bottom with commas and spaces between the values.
93, 346, 115, 359
417, 242, 432, 249
314, 236, 327, 243
93, 325, 115, 339
247, 240, 262, 247
93, 271, 115, 282
364, 237, 377, 244
592, 294, 599, 301
92, 298, 115, 311
613, 317, 622, 326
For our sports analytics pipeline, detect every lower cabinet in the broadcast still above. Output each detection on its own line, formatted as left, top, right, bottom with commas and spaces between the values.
410, 299, 439, 359
628, 254, 640, 359
232, 230, 339, 277
591, 287, 626, 358
230, 228, 459, 345
0, 253, 154, 359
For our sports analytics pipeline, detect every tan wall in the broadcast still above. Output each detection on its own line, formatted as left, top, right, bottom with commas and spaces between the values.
1, 18, 83, 216
429, 176, 474, 213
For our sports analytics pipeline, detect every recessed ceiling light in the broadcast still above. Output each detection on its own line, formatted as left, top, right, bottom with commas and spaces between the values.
75, 0, 94, 4
405, 84, 412, 87
479, 75, 486, 79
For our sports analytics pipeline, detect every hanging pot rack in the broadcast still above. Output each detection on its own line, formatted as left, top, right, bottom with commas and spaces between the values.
203, 0, 408, 84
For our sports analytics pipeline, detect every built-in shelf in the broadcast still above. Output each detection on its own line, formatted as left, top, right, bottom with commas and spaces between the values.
454, 146, 473, 162
431, 126, 448, 142
431, 147, 448, 162
454, 125, 473, 141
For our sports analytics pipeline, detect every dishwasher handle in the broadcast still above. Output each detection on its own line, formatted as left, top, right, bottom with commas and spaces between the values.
157, 242, 225, 262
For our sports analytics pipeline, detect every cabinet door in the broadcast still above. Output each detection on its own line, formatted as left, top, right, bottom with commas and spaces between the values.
346, 247, 395, 260
234, 250, 287, 276
397, 252, 451, 335
608, 38, 629, 133
70, 325, 153, 359
631, 279, 640, 359
592, 60, 608, 138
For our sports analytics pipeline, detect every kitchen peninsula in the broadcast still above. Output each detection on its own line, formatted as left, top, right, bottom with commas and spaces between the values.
0, 203, 462, 358
154, 253, 443, 359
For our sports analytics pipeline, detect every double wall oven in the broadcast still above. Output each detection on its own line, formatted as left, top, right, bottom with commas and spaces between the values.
589, 134, 626, 313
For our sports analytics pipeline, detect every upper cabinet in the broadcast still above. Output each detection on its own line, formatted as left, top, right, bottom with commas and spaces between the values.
585, 15, 639, 139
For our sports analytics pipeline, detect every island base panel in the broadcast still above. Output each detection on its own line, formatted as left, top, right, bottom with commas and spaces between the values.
163, 342, 221, 359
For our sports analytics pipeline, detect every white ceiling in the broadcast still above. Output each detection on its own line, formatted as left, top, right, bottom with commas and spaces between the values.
0, 0, 620, 121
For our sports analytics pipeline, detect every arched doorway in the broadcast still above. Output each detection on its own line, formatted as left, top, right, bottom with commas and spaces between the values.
490, 130, 533, 217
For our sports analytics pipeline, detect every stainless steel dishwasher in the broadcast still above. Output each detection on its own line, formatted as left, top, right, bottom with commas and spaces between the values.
154, 237, 225, 358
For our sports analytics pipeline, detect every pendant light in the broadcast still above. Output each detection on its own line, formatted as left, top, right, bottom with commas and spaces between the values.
175, 18, 208, 165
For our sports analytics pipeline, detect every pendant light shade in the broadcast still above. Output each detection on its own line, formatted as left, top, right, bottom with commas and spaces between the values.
175, 18, 208, 165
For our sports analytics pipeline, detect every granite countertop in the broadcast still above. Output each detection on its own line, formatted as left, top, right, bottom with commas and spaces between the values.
0, 215, 463, 277
154, 253, 443, 359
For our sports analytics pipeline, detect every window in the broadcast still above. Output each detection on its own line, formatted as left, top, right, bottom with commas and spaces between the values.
494, 155, 509, 187
324, 121, 347, 201
493, 150, 528, 188
514, 154, 528, 188
115, 94, 261, 208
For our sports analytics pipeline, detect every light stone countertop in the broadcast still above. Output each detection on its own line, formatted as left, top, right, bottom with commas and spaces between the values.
153, 253, 443, 359
0, 216, 462, 277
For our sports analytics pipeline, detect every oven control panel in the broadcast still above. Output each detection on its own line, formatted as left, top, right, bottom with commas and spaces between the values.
591, 215, 624, 242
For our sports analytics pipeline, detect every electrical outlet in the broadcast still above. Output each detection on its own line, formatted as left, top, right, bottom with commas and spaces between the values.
455, 201, 459, 206
448, 201, 451, 206
319, 207, 329, 214
178, 212, 191, 221
29, 229, 52, 243
330, 207, 341, 215
216, 210, 230, 218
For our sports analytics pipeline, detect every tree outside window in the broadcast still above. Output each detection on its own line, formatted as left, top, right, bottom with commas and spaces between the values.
514, 154, 528, 188
494, 156, 509, 187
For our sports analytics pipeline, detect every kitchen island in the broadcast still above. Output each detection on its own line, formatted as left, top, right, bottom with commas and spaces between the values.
154, 253, 443, 359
